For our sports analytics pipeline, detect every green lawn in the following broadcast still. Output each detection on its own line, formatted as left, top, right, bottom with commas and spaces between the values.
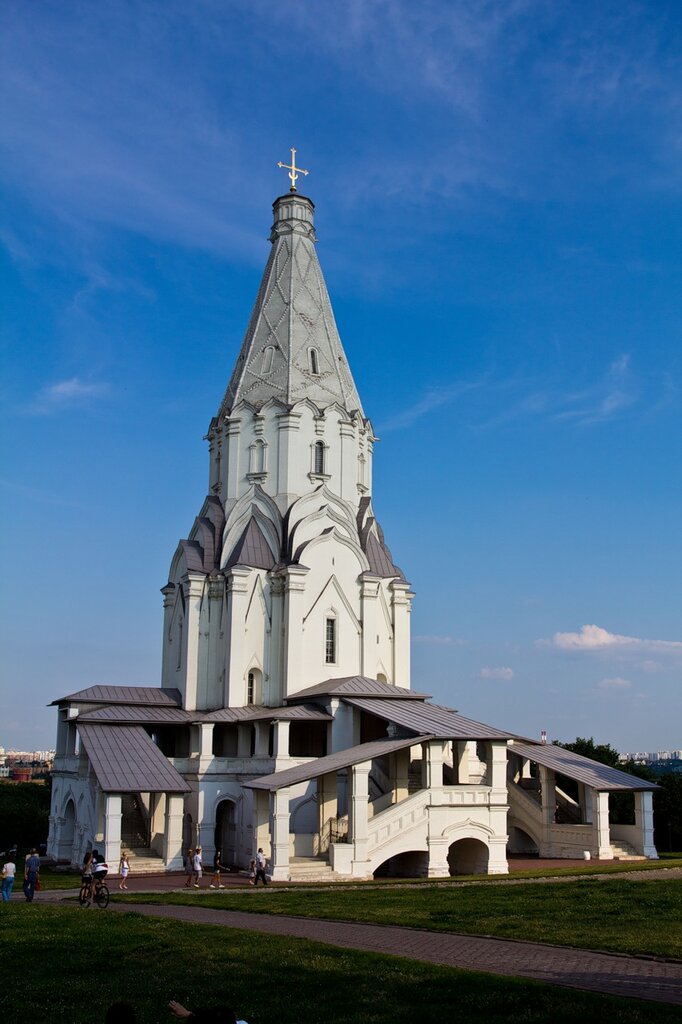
121, 875, 682, 959
0, 904, 679, 1024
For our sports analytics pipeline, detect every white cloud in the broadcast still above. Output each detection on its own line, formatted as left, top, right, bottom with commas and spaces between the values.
597, 676, 632, 690
478, 666, 514, 680
540, 623, 682, 654
412, 635, 462, 646
28, 378, 111, 415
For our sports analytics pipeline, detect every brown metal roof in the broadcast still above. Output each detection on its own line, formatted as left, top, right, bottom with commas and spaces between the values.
202, 703, 333, 724
50, 686, 182, 707
244, 735, 431, 791
77, 705, 192, 725
284, 676, 430, 704
344, 697, 515, 740
511, 741, 658, 792
77, 724, 191, 793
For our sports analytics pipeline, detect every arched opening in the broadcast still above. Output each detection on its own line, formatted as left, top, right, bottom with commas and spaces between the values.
376, 673, 387, 684
58, 799, 76, 861
246, 667, 262, 706
215, 799, 238, 868
373, 850, 428, 878
314, 441, 325, 475
309, 348, 319, 375
447, 837, 489, 875
507, 826, 539, 857
183, 812, 193, 856
261, 346, 274, 374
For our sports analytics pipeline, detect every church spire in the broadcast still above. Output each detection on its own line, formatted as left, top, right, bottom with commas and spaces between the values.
219, 188, 364, 418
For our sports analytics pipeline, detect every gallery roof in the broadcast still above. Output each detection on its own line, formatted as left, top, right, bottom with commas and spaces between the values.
284, 676, 430, 704
510, 741, 658, 792
50, 685, 182, 707
77, 724, 190, 794
343, 697, 517, 740
77, 705, 192, 725
244, 735, 430, 792
202, 703, 333, 723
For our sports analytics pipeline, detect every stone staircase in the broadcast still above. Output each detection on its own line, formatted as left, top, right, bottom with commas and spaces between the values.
610, 840, 644, 861
124, 847, 165, 875
287, 856, 344, 882
121, 794, 150, 850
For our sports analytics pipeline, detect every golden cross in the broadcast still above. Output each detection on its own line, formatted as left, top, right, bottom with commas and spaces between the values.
277, 147, 309, 192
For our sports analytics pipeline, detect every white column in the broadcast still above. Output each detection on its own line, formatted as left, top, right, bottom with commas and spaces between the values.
390, 581, 413, 689
270, 788, 291, 881
183, 574, 206, 711
487, 836, 509, 874
539, 766, 556, 855
490, 742, 508, 799
426, 835, 450, 878
224, 567, 251, 706
425, 741, 444, 795
224, 417, 241, 503
273, 719, 290, 762
267, 574, 285, 706
392, 748, 410, 803
635, 791, 658, 858
282, 566, 309, 698
591, 791, 613, 859
349, 760, 371, 876
360, 576, 380, 677
163, 794, 185, 869
318, 771, 338, 837
198, 723, 214, 760
104, 794, 122, 867
456, 741, 470, 784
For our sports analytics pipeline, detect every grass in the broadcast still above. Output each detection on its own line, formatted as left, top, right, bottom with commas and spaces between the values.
1, 904, 680, 1024
121, 875, 682, 959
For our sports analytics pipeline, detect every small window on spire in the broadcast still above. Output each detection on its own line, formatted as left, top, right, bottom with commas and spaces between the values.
309, 348, 319, 375
262, 346, 274, 374
325, 617, 337, 664
314, 441, 325, 475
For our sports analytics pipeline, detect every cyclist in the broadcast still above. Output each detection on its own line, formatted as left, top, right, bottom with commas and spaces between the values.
92, 849, 109, 893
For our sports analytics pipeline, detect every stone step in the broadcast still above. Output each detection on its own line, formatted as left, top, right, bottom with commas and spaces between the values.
610, 840, 645, 861
123, 848, 166, 875
288, 857, 341, 881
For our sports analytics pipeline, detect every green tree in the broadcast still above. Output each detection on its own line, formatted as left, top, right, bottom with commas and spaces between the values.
0, 780, 51, 855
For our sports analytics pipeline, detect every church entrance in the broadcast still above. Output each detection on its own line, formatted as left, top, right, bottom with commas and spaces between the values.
58, 799, 76, 862
214, 800, 238, 868
447, 837, 489, 875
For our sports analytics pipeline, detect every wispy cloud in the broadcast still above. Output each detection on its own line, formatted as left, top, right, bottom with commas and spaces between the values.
413, 634, 462, 646
0, 477, 87, 509
539, 623, 682, 655
27, 378, 111, 416
478, 666, 514, 680
380, 380, 484, 432
597, 676, 632, 690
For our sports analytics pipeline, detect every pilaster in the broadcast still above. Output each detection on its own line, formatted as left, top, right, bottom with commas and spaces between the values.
635, 791, 657, 858
276, 411, 302, 503
592, 790, 613, 859
103, 794, 122, 867
390, 580, 414, 688
282, 565, 310, 698
182, 573, 207, 711
223, 566, 252, 706
163, 794, 185, 870
349, 760, 371, 875
270, 788, 291, 881
359, 575, 381, 676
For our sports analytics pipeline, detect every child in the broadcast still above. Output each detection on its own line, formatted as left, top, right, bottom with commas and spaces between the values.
184, 848, 195, 888
248, 858, 256, 885
118, 850, 130, 890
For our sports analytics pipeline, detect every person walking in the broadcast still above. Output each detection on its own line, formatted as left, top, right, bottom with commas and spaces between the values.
2, 857, 16, 901
210, 848, 227, 889
118, 850, 130, 890
254, 848, 268, 886
23, 848, 40, 901
184, 848, 195, 888
192, 846, 203, 888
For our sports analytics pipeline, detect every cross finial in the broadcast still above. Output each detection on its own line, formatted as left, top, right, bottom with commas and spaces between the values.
277, 147, 309, 193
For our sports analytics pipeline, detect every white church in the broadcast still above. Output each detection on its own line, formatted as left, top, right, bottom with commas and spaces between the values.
48, 165, 658, 880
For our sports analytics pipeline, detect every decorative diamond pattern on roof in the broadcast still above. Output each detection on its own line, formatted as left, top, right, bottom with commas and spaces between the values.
220, 195, 364, 416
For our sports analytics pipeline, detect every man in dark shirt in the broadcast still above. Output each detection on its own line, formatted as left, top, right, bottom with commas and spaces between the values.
23, 848, 40, 902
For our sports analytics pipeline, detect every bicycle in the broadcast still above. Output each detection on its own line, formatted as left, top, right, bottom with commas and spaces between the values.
79, 876, 110, 909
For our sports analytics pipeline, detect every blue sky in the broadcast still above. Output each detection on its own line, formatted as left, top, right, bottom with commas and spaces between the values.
1, 0, 680, 752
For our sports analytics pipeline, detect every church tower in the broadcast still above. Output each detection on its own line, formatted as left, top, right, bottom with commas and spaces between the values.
161, 189, 413, 712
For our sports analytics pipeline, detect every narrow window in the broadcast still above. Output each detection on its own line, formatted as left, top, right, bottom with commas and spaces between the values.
247, 671, 255, 704
309, 348, 319, 375
314, 441, 325, 475
325, 617, 336, 664
261, 346, 274, 373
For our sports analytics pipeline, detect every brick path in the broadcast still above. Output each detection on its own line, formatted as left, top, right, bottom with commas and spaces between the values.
109, 901, 682, 1006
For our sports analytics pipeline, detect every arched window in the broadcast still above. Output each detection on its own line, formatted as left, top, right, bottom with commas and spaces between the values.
261, 346, 274, 374
249, 440, 267, 476
325, 617, 337, 665
309, 348, 319, 375
314, 441, 325, 475
247, 668, 262, 705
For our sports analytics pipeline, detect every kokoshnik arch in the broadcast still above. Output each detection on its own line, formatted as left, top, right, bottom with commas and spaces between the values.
48, 162, 658, 880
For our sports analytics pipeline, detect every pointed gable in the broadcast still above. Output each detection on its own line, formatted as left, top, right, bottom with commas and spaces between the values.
219, 193, 364, 417
225, 516, 276, 570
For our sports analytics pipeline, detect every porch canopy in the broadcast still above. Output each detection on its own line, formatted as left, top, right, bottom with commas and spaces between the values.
510, 741, 658, 791
244, 735, 431, 792
343, 696, 517, 740
78, 723, 190, 793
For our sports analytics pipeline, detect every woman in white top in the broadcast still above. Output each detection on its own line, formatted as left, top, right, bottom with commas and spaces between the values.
118, 850, 130, 890
2, 860, 16, 901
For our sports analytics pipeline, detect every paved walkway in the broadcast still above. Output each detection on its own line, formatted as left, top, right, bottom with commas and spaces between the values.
109, 901, 682, 1006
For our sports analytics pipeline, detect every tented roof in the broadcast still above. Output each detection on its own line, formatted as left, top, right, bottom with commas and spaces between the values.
284, 676, 429, 704
77, 724, 190, 793
511, 741, 658, 792
244, 736, 430, 791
